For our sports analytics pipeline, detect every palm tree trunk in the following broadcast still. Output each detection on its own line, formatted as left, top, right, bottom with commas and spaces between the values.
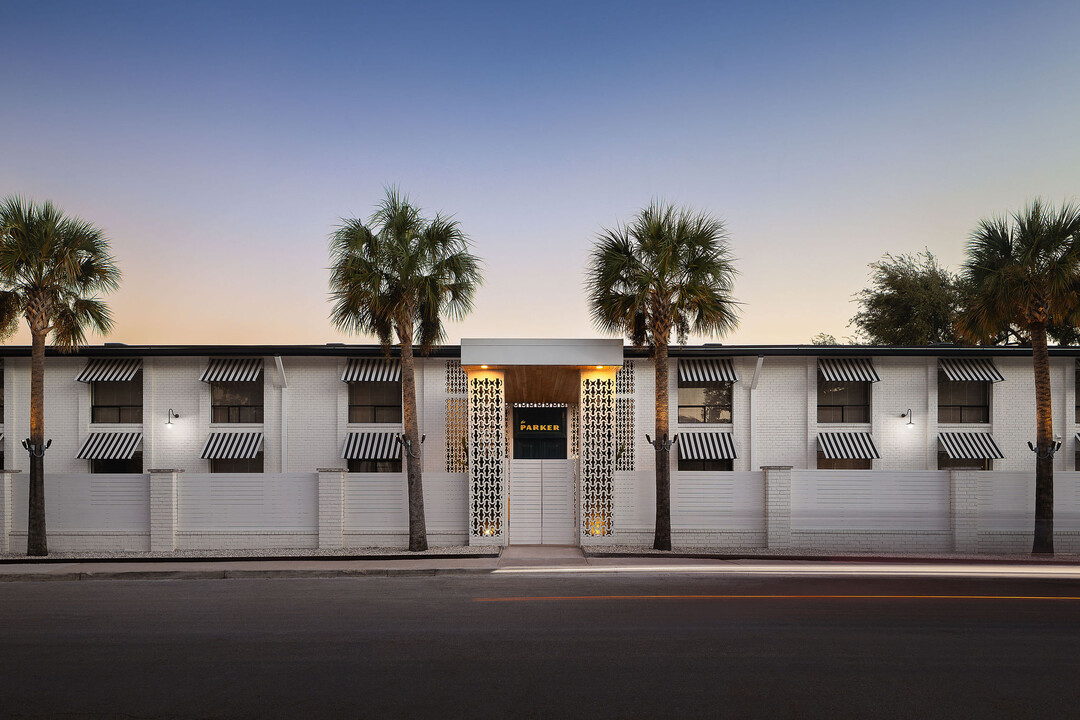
653, 343, 671, 551
399, 334, 429, 552
26, 326, 47, 556
1031, 322, 1054, 554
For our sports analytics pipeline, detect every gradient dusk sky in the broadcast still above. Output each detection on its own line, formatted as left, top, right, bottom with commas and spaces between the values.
3, 1, 1078, 347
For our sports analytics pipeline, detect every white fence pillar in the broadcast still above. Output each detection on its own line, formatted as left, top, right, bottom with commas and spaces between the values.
148, 469, 181, 552
318, 468, 346, 549
950, 470, 979, 553
0, 470, 19, 554
763, 466, 792, 549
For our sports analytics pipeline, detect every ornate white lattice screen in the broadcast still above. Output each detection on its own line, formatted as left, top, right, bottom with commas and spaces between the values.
569, 403, 580, 459
580, 375, 615, 536
615, 361, 635, 472
445, 361, 469, 473
469, 375, 505, 539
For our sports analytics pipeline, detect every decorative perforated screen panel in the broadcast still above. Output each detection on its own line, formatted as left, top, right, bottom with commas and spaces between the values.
446, 360, 467, 395
469, 376, 505, 538
569, 403, 579, 459
615, 397, 634, 472
580, 376, 615, 536
445, 397, 468, 473
615, 360, 635, 395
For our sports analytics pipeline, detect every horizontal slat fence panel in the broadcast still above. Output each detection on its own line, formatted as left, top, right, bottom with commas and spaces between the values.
673, 471, 765, 531
344, 473, 408, 531
421, 472, 468, 534
178, 473, 317, 532
791, 470, 950, 531
11, 474, 150, 533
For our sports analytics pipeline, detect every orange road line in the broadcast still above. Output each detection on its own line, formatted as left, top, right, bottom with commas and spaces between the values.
474, 594, 1080, 602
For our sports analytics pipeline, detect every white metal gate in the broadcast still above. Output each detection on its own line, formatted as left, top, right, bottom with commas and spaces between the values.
508, 459, 576, 545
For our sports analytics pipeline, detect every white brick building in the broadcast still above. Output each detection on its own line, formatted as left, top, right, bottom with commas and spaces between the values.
0, 338, 1077, 553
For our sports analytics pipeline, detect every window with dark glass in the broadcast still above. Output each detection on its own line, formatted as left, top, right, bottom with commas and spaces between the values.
938, 371, 989, 423
937, 451, 990, 471
347, 458, 403, 473
817, 376, 870, 423
348, 381, 402, 423
677, 456, 733, 472
91, 371, 143, 423
816, 451, 871, 470
677, 381, 733, 423
1075, 368, 1079, 424
211, 377, 264, 423
90, 451, 143, 474
210, 453, 264, 473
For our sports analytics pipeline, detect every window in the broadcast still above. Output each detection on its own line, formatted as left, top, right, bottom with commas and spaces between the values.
937, 451, 990, 471
91, 451, 142, 474
347, 459, 403, 473
677, 457, 733, 472
677, 381, 732, 423
815, 451, 871, 470
817, 376, 870, 423
211, 377, 264, 423
210, 453, 264, 473
91, 372, 143, 423
1075, 368, 1079, 424
938, 371, 989, 423
348, 381, 402, 423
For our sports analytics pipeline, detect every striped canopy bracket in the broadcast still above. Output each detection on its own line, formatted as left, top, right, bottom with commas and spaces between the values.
678, 432, 738, 460
818, 358, 880, 383
341, 432, 401, 460
76, 432, 143, 460
200, 358, 264, 383
939, 358, 1004, 383
342, 358, 401, 382
678, 358, 739, 383
817, 432, 881, 460
76, 358, 143, 383
201, 432, 264, 459
938, 432, 1004, 460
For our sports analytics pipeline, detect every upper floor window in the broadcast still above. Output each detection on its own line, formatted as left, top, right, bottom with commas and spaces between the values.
677, 381, 732, 423
349, 381, 402, 423
211, 376, 264, 423
817, 377, 870, 423
92, 372, 143, 424
938, 371, 989, 423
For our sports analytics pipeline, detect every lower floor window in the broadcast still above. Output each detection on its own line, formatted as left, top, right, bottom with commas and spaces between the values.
210, 453, 264, 473
348, 459, 403, 473
677, 458, 733, 472
816, 452, 871, 470
91, 451, 143, 474
937, 452, 990, 471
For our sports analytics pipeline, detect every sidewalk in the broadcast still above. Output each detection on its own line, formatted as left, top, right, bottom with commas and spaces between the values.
3, 545, 1080, 582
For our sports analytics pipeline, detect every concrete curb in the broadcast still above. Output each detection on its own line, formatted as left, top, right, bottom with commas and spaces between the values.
583, 551, 1080, 565
0, 567, 498, 582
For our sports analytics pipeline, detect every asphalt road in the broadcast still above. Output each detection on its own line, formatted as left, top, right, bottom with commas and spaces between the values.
1, 572, 1079, 719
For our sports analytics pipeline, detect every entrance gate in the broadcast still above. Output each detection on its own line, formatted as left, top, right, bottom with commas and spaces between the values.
508, 459, 576, 545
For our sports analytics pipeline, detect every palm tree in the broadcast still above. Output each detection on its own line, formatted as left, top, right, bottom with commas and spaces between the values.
329, 188, 482, 552
0, 197, 121, 556
957, 199, 1080, 554
586, 201, 739, 550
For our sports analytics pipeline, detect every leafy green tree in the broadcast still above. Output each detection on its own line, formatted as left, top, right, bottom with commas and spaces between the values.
329, 188, 482, 552
811, 333, 838, 345
957, 200, 1080, 554
0, 197, 121, 556
586, 201, 739, 550
851, 251, 961, 345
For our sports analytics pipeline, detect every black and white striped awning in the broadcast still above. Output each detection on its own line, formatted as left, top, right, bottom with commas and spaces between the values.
678, 432, 738, 460
817, 432, 881, 460
678, 359, 738, 383
201, 358, 263, 383
342, 358, 401, 382
939, 358, 1004, 383
76, 432, 142, 460
341, 432, 401, 460
938, 432, 1004, 460
201, 432, 264, 459
76, 358, 142, 383
818, 358, 880, 383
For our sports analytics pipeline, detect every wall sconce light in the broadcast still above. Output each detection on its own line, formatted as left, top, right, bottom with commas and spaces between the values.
167, 408, 180, 429
900, 409, 914, 429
